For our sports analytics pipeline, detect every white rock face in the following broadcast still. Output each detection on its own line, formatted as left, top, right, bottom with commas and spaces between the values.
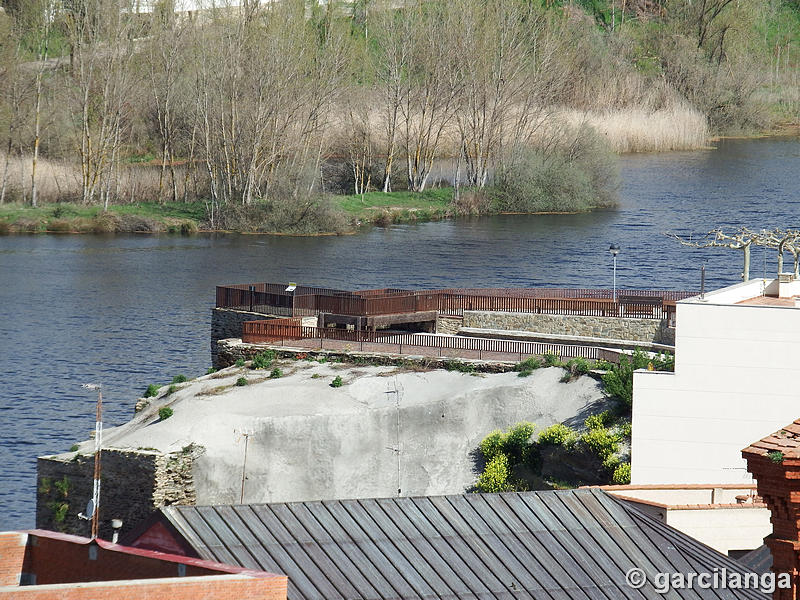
95, 360, 605, 504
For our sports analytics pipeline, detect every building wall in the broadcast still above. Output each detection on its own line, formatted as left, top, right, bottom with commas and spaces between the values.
462, 311, 675, 345
632, 286, 800, 484
0, 531, 288, 600
0, 575, 286, 600
22, 535, 222, 585
665, 507, 770, 555
0, 533, 27, 586
37, 447, 199, 540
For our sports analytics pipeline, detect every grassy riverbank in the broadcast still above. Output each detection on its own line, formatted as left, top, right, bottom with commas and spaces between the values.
0, 179, 618, 235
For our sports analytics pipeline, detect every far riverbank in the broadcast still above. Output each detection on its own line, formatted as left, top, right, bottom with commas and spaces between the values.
0, 187, 604, 236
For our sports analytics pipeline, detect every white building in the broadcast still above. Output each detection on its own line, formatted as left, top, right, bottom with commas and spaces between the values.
632, 276, 800, 485
599, 483, 769, 556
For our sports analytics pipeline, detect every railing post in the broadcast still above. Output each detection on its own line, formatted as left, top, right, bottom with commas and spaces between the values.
249, 286, 254, 312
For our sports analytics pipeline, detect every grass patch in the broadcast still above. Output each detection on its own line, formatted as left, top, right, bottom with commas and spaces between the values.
335, 189, 453, 216
236, 376, 248, 386
143, 384, 160, 398
0, 201, 206, 234
330, 375, 343, 388
158, 406, 173, 420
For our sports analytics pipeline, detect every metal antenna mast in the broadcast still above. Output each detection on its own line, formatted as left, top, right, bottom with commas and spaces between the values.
81, 383, 102, 539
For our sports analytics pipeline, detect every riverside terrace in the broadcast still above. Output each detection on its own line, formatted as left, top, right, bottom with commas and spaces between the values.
214, 283, 694, 363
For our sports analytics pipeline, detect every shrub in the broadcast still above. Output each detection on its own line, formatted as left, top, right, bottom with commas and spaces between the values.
584, 411, 615, 431
515, 356, 543, 372
158, 406, 173, 420
69, 444, 79, 452
443, 360, 476, 373
251, 350, 276, 370
617, 422, 632, 438
206, 367, 217, 375
479, 430, 506, 462
564, 357, 592, 378
330, 375, 343, 388
171, 374, 188, 383
235, 358, 246, 367
236, 376, 248, 386
165, 385, 178, 396
612, 462, 631, 485
491, 130, 619, 214
504, 422, 536, 461
143, 384, 160, 398
538, 424, 577, 447
602, 348, 673, 408
602, 454, 620, 472
542, 351, 561, 367
581, 427, 620, 461
475, 454, 513, 493
269, 368, 282, 379
515, 356, 543, 378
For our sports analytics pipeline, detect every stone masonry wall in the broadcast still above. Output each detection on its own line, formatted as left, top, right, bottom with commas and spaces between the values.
435, 316, 462, 335
462, 311, 675, 345
211, 308, 277, 367
37, 446, 202, 541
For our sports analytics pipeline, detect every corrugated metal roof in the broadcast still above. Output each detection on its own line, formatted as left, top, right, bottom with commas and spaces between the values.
158, 489, 767, 600
738, 545, 771, 576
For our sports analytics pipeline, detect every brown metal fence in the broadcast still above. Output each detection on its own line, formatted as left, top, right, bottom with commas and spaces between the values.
218, 283, 693, 322
241, 320, 622, 363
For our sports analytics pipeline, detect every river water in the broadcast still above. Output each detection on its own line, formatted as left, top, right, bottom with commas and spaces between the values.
1, 136, 798, 530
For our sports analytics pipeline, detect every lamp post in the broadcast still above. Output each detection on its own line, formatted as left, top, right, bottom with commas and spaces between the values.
80, 383, 102, 539
609, 245, 620, 302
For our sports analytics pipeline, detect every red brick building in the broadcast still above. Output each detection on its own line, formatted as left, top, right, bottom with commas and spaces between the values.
0, 529, 287, 599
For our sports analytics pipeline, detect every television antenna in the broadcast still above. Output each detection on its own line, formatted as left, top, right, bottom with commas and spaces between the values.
78, 383, 102, 539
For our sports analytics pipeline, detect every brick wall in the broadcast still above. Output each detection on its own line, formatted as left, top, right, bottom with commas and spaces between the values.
23, 534, 222, 584
0, 532, 27, 586
0, 573, 287, 600
0, 531, 288, 600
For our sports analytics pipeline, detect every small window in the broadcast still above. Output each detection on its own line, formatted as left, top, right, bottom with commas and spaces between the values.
178, 564, 187, 577
88, 545, 98, 561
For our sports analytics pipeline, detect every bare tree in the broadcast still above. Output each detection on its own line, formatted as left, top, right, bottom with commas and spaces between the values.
451, 0, 560, 188
0, 12, 26, 204
65, 0, 144, 206
669, 228, 761, 281
398, 2, 461, 192
668, 227, 800, 281
146, 11, 188, 204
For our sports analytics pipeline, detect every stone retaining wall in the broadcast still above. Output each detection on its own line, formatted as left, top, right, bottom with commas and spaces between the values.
214, 338, 519, 373
212, 308, 278, 367
37, 445, 202, 540
435, 316, 462, 335
462, 311, 675, 345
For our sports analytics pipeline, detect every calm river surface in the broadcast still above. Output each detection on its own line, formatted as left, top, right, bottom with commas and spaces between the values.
1, 136, 799, 529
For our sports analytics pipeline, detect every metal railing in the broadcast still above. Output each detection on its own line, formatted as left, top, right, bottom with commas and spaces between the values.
218, 283, 692, 322
241, 320, 623, 363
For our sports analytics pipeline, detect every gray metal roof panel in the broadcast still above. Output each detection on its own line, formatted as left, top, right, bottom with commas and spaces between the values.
157, 489, 768, 600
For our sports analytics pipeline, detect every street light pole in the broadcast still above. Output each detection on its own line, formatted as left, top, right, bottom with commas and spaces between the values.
609, 245, 620, 303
